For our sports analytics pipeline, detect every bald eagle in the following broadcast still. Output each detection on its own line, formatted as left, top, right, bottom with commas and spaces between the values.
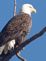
0, 4, 36, 55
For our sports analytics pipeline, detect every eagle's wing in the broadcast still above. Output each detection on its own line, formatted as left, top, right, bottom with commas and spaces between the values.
0, 14, 32, 46
0, 15, 22, 46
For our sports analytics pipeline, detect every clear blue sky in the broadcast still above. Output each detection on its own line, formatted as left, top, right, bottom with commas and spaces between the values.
0, 0, 46, 61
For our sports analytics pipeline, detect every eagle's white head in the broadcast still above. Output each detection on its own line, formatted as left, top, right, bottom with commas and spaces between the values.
21, 4, 36, 16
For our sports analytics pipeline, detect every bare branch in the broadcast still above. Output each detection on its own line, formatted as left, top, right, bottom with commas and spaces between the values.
14, 0, 16, 16
0, 27, 46, 61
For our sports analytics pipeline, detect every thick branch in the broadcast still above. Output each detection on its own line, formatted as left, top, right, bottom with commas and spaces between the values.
0, 27, 46, 61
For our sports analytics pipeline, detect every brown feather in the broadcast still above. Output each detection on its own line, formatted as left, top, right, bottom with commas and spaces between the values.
0, 13, 32, 47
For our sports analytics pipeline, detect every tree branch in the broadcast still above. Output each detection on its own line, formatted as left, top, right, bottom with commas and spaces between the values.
14, 0, 16, 16
0, 26, 46, 61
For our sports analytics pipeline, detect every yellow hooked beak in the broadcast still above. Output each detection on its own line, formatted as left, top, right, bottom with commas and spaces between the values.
32, 7, 36, 13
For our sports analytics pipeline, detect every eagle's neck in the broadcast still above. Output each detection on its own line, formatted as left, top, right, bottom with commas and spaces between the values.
20, 9, 31, 16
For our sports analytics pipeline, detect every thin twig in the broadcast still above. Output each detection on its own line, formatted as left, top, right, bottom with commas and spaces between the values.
14, 0, 16, 16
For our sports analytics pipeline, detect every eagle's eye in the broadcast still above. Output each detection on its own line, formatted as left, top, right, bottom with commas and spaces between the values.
29, 6, 33, 8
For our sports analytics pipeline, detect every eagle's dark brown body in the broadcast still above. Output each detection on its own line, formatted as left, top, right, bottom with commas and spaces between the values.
0, 13, 32, 47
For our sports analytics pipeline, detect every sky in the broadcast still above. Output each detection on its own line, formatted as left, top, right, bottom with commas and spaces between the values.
0, 0, 46, 61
